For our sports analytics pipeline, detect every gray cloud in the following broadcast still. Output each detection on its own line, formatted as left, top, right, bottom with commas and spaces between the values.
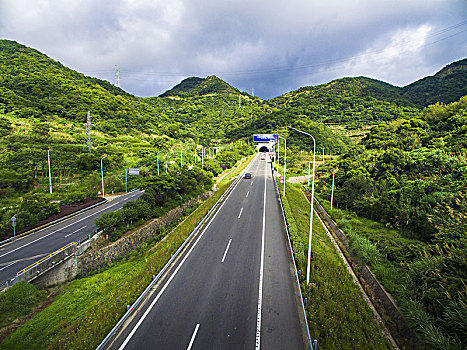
1, 0, 466, 99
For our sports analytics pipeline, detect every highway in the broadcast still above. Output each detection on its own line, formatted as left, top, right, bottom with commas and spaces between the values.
108, 155, 307, 349
0, 190, 144, 284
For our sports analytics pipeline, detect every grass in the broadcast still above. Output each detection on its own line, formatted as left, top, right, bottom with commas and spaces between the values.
0, 283, 47, 329
0, 156, 251, 349
281, 182, 392, 349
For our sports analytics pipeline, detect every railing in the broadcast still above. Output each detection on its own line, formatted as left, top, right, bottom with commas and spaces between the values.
271, 164, 313, 349
16, 241, 77, 277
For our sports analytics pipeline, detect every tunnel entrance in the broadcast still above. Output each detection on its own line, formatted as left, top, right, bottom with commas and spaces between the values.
259, 146, 269, 152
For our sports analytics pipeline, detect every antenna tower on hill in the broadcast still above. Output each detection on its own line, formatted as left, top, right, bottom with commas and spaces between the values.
115, 65, 120, 87
84, 111, 94, 151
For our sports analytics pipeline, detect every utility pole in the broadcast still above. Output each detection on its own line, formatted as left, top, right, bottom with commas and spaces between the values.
322, 147, 325, 165
331, 170, 335, 210
101, 155, 109, 198
47, 150, 53, 194
252, 88, 254, 96
238, 95, 241, 108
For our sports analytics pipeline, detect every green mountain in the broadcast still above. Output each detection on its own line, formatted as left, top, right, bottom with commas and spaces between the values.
401, 58, 467, 107
268, 77, 421, 126
0, 39, 172, 137
159, 75, 243, 97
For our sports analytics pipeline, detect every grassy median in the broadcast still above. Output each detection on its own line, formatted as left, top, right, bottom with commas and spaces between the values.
281, 182, 392, 350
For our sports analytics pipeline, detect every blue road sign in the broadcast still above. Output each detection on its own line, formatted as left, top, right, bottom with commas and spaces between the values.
253, 134, 279, 142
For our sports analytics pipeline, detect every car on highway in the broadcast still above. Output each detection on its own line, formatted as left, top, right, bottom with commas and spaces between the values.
244, 173, 252, 179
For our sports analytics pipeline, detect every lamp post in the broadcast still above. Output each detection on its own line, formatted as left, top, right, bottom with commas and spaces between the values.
331, 169, 335, 210
157, 150, 162, 176
278, 135, 287, 197
277, 138, 280, 172
287, 126, 316, 284
100, 155, 109, 198
47, 150, 53, 194
181, 149, 185, 168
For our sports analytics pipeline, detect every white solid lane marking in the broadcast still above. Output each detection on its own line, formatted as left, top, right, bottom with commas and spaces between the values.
238, 207, 244, 219
0, 194, 133, 259
65, 225, 87, 238
117, 160, 256, 350
0, 262, 15, 272
246, 191, 249, 198
187, 324, 200, 350
255, 158, 267, 350
221, 239, 232, 263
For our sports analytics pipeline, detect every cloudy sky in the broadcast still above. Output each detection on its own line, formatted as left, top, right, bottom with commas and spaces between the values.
1, 0, 466, 99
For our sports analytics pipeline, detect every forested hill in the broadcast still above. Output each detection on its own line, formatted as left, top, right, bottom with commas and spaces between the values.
0, 39, 172, 136
268, 77, 421, 126
159, 76, 246, 98
401, 58, 467, 107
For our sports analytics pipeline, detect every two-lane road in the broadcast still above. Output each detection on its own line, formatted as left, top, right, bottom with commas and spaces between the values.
0, 190, 144, 284
109, 155, 307, 349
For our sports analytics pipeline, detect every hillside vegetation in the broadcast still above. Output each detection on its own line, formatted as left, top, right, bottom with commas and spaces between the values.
315, 97, 467, 348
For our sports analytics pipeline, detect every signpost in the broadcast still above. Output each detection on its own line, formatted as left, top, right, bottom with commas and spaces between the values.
126, 168, 140, 192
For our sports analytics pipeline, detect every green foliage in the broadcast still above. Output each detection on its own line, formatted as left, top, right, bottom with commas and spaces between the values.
401, 58, 467, 107
268, 77, 420, 126
95, 168, 213, 240
282, 182, 391, 349
0, 282, 46, 328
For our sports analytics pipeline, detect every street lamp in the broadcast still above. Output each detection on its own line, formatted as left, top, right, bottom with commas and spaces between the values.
278, 135, 287, 197
287, 126, 316, 285
157, 150, 162, 176
47, 150, 53, 194
331, 169, 336, 210
100, 155, 109, 198
181, 148, 185, 168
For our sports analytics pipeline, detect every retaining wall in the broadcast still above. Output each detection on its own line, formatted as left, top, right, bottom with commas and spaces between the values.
310, 194, 422, 350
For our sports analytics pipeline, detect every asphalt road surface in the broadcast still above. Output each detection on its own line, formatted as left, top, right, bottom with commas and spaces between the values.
0, 190, 144, 284
109, 154, 307, 350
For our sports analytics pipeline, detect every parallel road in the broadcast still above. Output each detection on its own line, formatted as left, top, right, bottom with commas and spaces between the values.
0, 190, 144, 284
109, 155, 307, 349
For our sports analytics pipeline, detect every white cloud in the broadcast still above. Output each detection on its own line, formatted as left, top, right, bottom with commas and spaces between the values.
1, 0, 466, 98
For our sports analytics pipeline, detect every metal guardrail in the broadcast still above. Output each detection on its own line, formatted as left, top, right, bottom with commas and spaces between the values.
16, 241, 77, 277
271, 165, 313, 349
1, 241, 79, 292
96, 168, 248, 350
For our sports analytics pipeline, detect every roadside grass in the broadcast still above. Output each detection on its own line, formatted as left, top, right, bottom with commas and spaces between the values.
315, 195, 467, 349
1, 179, 234, 349
315, 194, 424, 298
281, 182, 392, 350
0, 283, 47, 329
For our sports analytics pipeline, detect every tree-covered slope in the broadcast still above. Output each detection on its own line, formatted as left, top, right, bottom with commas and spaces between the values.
268, 77, 420, 126
401, 58, 467, 107
0, 39, 172, 136
159, 75, 243, 97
